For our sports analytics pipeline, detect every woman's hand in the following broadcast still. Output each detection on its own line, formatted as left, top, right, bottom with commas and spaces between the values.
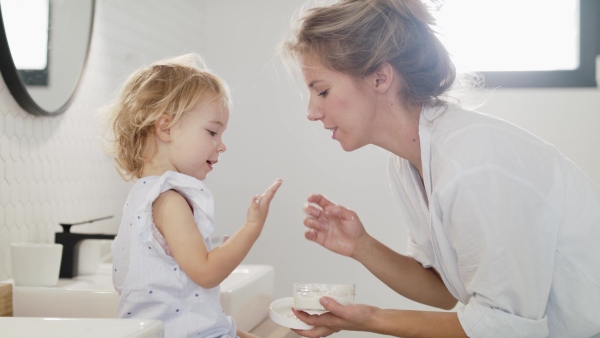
291, 297, 379, 337
302, 194, 368, 258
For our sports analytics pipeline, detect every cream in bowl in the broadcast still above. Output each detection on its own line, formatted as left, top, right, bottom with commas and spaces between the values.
293, 283, 355, 312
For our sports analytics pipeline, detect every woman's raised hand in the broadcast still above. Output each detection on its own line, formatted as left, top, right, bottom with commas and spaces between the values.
302, 194, 368, 258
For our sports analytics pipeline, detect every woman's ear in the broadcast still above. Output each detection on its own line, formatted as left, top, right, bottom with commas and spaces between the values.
154, 114, 173, 142
372, 62, 395, 93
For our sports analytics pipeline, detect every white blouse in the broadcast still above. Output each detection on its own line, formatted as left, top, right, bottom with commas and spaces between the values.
388, 103, 600, 338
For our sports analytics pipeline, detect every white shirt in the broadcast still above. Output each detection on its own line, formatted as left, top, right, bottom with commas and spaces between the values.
112, 171, 237, 338
388, 103, 600, 337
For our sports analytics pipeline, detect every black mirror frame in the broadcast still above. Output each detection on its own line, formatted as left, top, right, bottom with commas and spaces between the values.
0, 1, 95, 117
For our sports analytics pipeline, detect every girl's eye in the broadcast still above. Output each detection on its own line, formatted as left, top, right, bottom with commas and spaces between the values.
207, 130, 217, 137
318, 89, 329, 97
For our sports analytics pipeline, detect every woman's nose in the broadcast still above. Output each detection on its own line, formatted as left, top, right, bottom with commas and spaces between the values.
307, 106, 324, 121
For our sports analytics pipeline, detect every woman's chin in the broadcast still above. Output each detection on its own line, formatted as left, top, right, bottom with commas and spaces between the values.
339, 140, 362, 152
340, 145, 358, 152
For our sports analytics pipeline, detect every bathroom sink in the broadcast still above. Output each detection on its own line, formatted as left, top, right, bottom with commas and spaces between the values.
11, 263, 274, 331
0, 317, 164, 338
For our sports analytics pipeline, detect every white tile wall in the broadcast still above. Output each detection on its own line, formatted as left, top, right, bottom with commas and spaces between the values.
0, 0, 206, 280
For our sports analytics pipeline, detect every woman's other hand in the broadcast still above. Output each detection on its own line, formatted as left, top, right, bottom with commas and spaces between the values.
302, 194, 368, 258
291, 297, 378, 337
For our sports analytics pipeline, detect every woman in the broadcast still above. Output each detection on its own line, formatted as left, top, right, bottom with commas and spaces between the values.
281, 0, 600, 337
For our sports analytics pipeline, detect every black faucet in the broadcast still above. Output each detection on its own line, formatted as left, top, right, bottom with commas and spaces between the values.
55, 216, 116, 278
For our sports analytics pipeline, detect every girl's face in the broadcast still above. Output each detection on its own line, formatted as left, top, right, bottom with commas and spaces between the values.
300, 54, 377, 152
168, 98, 229, 181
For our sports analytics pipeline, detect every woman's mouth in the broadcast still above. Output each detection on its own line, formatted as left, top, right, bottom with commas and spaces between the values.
327, 127, 338, 139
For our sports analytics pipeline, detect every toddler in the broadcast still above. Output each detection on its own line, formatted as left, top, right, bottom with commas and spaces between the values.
104, 53, 282, 338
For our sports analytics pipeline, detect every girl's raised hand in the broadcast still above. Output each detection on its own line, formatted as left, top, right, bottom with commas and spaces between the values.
246, 179, 283, 227
302, 194, 368, 258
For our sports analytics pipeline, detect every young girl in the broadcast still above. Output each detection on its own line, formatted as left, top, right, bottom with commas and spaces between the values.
104, 53, 282, 338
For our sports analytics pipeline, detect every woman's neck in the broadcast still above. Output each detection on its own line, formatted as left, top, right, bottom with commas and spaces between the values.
374, 101, 423, 176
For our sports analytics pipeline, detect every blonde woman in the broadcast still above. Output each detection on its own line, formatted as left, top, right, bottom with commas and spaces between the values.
105, 53, 282, 338
282, 1, 600, 337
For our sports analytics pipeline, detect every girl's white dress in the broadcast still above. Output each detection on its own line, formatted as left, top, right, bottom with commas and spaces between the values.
389, 103, 600, 338
112, 171, 237, 338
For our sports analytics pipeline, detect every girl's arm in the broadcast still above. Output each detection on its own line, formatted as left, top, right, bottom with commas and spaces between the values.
153, 179, 282, 288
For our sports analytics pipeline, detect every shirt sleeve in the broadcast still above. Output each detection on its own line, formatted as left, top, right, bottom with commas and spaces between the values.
406, 230, 432, 268
434, 165, 562, 338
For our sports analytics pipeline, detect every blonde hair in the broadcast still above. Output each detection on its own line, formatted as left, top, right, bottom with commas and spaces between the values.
103, 53, 231, 181
282, 0, 457, 107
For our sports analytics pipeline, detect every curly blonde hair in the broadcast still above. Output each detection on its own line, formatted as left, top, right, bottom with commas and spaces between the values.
281, 0, 456, 108
103, 53, 231, 181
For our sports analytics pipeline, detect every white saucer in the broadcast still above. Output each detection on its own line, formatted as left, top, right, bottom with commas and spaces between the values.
269, 297, 321, 330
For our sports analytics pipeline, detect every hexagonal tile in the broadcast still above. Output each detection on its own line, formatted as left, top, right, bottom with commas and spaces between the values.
9, 181, 19, 204
0, 180, 9, 207
14, 158, 24, 185
14, 115, 24, 138
0, 134, 9, 161
4, 157, 14, 182
4, 113, 14, 138
15, 203, 24, 230
5, 203, 15, 229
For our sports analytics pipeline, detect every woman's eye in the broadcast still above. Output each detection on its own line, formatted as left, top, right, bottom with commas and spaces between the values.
318, 89, 329, 97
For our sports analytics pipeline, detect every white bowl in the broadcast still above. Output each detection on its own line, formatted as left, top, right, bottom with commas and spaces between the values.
269, 297, 313, 330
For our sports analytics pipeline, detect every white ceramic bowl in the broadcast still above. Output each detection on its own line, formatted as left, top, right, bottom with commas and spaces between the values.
269, 297, 313, 330
10, 243, 63, 287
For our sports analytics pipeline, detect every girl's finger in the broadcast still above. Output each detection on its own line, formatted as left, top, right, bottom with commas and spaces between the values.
258, 179, 283, 204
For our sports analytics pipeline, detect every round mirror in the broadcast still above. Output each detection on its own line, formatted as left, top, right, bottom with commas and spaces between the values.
0, 0, 95, 116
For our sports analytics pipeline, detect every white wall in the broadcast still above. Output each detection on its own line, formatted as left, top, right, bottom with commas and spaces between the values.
0, 1, 598, 337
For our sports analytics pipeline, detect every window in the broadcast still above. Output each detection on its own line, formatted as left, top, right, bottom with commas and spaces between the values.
432, 0, 600, 87
1, 0, 49, 86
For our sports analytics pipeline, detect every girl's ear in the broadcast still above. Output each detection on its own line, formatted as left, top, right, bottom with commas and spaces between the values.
154, 114, 173, 142
372, 62, 394, 93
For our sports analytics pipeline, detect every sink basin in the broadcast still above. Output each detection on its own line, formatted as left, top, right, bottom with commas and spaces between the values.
0, 317, 164, 338
11, 263, 274, 331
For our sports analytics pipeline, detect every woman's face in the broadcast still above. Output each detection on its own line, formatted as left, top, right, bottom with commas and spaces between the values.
300, 55, 378, 152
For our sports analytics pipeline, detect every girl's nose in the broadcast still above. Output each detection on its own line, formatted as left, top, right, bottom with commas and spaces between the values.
217, 140, 227, 153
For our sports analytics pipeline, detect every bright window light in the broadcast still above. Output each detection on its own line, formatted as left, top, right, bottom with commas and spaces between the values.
432, 0, 579, 72
1, 0, 49, 70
